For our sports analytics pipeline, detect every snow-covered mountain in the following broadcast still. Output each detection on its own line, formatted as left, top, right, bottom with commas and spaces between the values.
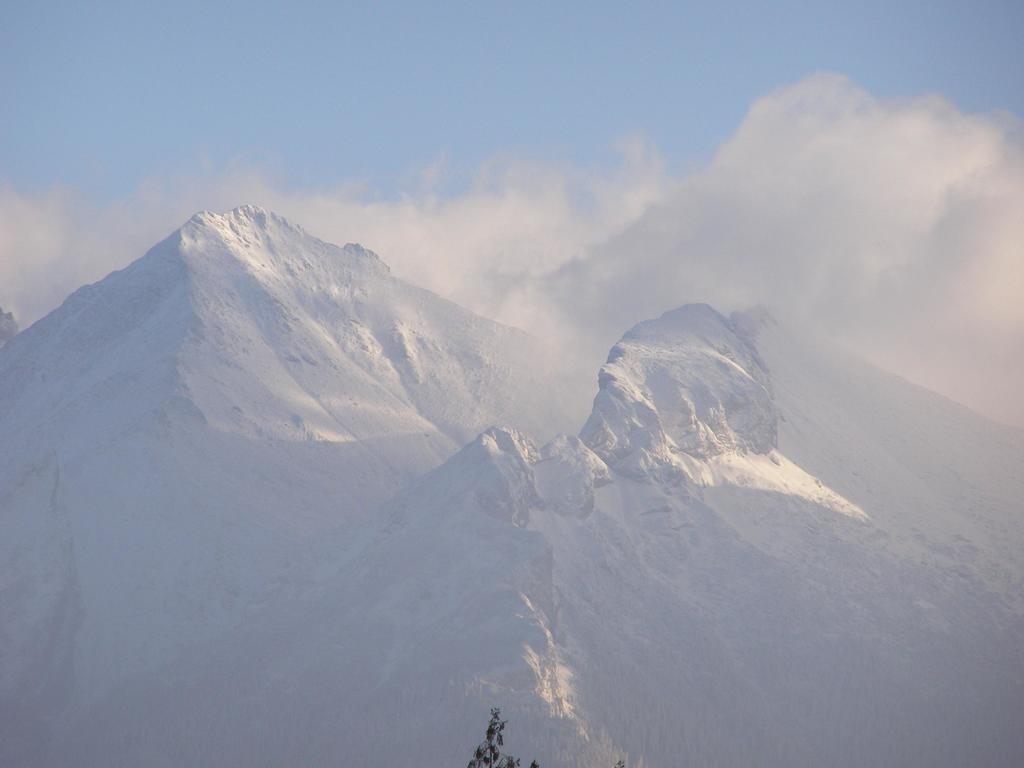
0, 207, 582, 764
2, 211, 1022, 767
276, 305, 1018, 768
541, 306, 1024, 767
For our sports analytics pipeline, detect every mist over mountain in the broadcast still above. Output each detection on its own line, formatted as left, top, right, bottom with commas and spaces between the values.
1, 209, 1021, 767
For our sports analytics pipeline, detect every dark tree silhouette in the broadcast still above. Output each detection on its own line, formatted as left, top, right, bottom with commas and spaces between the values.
467, 708, 627, 768
467, 708, 539, 768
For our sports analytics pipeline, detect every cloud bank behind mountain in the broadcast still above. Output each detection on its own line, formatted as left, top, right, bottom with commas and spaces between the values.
1, 74, 1021, 425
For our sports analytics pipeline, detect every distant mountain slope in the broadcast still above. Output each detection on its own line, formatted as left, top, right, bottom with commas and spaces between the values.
30, 302, 1022, 768
757, 313, 1024, 597
0, 207, 581, 763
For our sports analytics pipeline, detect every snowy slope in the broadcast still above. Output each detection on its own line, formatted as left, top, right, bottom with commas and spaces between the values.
539, 307, 1024, 767
0, 207, 581, 764
41, 427, 605, 767
23, 300, 1022, 768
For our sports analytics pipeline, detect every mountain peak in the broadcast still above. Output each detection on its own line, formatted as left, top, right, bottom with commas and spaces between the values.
402, 426, 541, 526
187, 203, 277, 227
0, 206, 575, 469
581, 302, 777, 480
175, 206, 387, 276
183, 204, 285, 237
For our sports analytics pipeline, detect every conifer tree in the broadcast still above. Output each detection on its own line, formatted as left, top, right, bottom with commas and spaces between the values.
467, 708, 628, 768
467, 708, 539, 768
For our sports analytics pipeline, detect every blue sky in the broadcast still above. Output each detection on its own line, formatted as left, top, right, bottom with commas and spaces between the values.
2, 0, 1022, 199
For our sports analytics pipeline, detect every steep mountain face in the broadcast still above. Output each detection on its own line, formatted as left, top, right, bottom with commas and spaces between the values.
24, 297, 1022, 768
581, 304, 776, 477
0, 207, 582, 763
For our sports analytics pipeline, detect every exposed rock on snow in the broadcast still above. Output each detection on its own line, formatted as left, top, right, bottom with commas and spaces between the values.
402, 426, 542, 527
581, 304, 776, 482
534, 435, 611, 517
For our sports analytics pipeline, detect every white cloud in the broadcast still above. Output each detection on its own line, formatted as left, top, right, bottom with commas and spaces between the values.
531, 74, 1024, 426
1, 74, 1021, 426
